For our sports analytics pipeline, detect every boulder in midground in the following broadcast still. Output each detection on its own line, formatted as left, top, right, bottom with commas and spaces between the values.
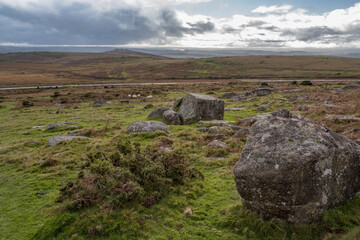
233, 113, 360, 223
177, 93, 224, 124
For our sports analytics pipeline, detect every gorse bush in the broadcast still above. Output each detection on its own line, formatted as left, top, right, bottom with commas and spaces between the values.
60, 139, 200, 210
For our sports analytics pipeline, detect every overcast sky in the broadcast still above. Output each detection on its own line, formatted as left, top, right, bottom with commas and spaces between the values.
1, 0, 360, 48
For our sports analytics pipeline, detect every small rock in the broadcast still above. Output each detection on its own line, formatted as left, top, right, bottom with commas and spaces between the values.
93, 100, 107, 107
184, 207, 193, 215
219, 92, 238, 99
197, 128, 209, 133
126, 121, 169, 134
144, 104, 154, 109
229, 95, 247, 101
146, 95, 153, 99
67, 130, 90, 136
232, 128, 250, 139
163, 109, 182, 125
341, 84, 360, 91
127, 105, 134, 108
325, 115, 360, 122
148, 107, 171, 118
240, 117, 257, 126
206, 140, 228, 148
257, 104, 270, 111
252, 88, 272, 97
197, 120, 234, 125
225, 108, 247, 111
120, 99, 130, 104
159, 146, 172, 152
48, 136, 89, 146
271, 109, 292, 118
208, 126, 220, 134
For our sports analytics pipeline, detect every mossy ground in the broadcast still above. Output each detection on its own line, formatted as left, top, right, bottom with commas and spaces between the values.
0, 81, 359, 240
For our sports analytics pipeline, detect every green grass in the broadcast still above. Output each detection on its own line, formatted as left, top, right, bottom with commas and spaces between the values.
0, 86, 360, 240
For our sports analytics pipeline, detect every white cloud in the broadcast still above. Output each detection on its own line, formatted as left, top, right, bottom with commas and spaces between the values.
252, 4, 293, 14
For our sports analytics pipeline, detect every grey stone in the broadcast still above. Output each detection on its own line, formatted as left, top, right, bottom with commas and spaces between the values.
144, 104, 154, 109
177, 93, 224, 124
219, 92, 238, 99
252, 88, 272, 97
232, 128, 250, 139
197, 128, 209, 133
148, 107, 171, 118
198, 120, 234, 125
325, 115, 360, 122
233, 113, 360, 223
289, 94, 309, 102
48, 136, 89, 146
257, 104, 270, 111
126, 121, 169, 134
93, 100, 107, 107
341, 84, 360, 91
271, 109, 292, 118
206, 140, 228, 149
67, 130, 90, 136
225, 108, 247, 111
230, 95, 247, 101
163, 109, 182, 125
47, 122, 77, 130
173, 98, 183, 111
208, 126, 220, 134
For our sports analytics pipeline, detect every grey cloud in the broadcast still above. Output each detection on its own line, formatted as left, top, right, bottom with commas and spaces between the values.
0, 3, 214, 45
282, 26, 341, 42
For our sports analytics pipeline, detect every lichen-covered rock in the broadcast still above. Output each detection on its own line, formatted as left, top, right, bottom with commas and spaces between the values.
48, 136, 88, 146
93, 100, 107, 107
147, 107, 171, 119
271, 109, 292, 118
206, 140, 228, 149
233, 113, 360, 223
177, 93, 224, 124
232, 128, 250, 139
252, 88, 272, 96
163, 110, 182, 125
126, 121, 169, 134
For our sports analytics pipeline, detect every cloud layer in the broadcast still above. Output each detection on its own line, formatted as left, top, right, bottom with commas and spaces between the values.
1, 0, 360, 48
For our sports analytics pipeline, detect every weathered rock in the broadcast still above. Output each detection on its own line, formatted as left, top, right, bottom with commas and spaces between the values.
206, 140, 228, 148
297, 105, 315, 111
240, 117, 257, 126
147, 107, 171, 118
177, 93, 224, 124
93, 100, 107, 107
232, 128, 250, 139
325, 115, 360, 122
163, 109, 182, 125
252, 88, 272, 97
230, 95, 247, 102
48, 136, 88, 146
220, 92, 238, 99
208, 126, 220, 134
47, 122, 77, 130
67, 130, 90, 136
225, 107, 247, 111
283, 89, 300, 93
341, 84, 360, 91
271, 109, 292, 118
257, 104, 270, 111
198, 120, 234, 125
197, 128, 209, 133
289, 94, 309, 102
233, 113, 360, 223
173, 98, 183, 111
126, 121, 169, 134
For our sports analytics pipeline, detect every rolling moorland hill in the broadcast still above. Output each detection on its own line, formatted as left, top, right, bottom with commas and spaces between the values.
1, 49, 360, 88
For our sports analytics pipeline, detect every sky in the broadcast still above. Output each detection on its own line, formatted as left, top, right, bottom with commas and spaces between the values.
1, 0, 360, 48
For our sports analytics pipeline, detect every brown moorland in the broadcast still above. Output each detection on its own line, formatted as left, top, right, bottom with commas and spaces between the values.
2, 49, 360, 88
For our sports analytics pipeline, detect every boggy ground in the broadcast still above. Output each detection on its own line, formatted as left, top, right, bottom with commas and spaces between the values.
0, 80, 359, 240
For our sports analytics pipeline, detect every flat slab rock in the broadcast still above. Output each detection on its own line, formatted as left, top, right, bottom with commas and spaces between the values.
197, 120, 235, 125
48, 136, 89, 146
233, 113, 360, 223
126, 121, 169, 134
325, 114, 360, 121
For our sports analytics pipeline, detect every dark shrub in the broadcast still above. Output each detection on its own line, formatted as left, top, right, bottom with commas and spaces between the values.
60, 139, 199, 210
300, 80, 313, 86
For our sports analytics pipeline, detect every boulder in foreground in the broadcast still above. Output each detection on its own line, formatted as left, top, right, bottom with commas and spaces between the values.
233, 112, 360, 223
126, 121, 169, 134
177, 93, 224, 124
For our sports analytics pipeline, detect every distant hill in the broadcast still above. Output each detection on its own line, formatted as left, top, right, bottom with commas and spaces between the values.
1, 51, 360, 88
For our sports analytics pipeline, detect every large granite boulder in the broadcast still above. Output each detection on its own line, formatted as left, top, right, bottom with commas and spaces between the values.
163, 109, 182, 125
233, 113, 360, 223
147, 107, 171, 119
177, 93, 224, 124
126, 121, 169, 134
